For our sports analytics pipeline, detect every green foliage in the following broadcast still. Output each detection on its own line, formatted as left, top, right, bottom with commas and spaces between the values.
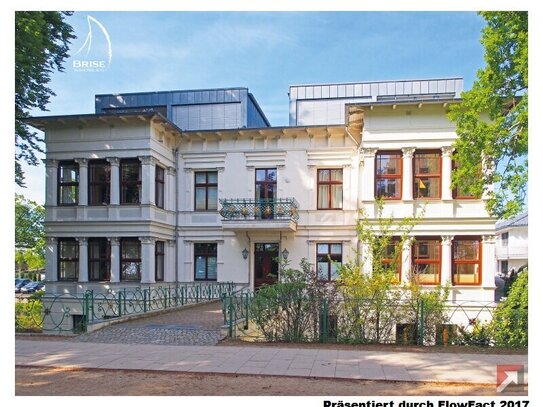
448, 11, 528, 219
492, 270, 528, 347
15, 194, 45, 271
250, 259, 329, 342
454, 320, 493, 347
336, 263, 403, 343
15, 11, 75, 186
401, 276, 450, 345
15, 297, 43, 332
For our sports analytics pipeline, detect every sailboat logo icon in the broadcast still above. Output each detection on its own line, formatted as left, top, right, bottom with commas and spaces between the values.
72, 16, 112, 72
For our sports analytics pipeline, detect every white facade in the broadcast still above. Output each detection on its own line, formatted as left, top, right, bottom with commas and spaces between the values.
30, 80, 498, 304
495, 213, 528, 275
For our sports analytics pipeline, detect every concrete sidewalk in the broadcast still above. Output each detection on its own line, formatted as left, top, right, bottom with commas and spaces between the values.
15, 339, 527, 384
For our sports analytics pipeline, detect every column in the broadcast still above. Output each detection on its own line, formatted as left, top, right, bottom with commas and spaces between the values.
77, 237, 89, 282
109, 237, 120, 283
401, 238, 413, 284
140, 237, 156, 283
74, 158, 88, 206
482, 235, 497, 288
165, 240, 176, 282
441, 236, 454, 285
167, 166, 176, 211
45, 237, 58, 281
441, 147, 455, 200
401, 147, 416, 201
42, 159, 58, 206
357, 154, 364, 209
139, 156, 157, 205
360, 148, 378, 201
106, 157, 120, 205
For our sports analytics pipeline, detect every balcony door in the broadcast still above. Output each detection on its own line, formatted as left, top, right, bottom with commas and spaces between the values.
254, 243, 279, 288
255, 168, 277, 219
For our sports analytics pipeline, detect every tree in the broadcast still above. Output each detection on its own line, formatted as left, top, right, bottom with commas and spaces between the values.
15, 11, 75, 186
448, 11, 527, 219
15, 194, 45, 270
492, 269, 528, 347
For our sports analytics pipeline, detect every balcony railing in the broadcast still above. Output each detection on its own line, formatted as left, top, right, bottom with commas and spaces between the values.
219, 198, 299, 221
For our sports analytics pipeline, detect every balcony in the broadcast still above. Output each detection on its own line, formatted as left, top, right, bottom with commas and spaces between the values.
219, 198, 299, 232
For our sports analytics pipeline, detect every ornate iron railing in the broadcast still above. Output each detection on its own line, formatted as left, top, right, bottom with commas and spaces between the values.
219, 198, 299, 221
15, 282, 235, 334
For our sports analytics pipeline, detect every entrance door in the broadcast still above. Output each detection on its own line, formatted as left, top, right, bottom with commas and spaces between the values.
255, 168, 277, 219
254, 243, 279, 288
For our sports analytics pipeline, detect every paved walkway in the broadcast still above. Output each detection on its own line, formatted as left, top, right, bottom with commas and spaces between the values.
15, 339, 528, 384
71, 301, 225, 346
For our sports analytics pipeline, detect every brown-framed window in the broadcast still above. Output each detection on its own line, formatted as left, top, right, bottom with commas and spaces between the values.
452, 160, 478, 199
88, 160, 110, 205
414, 151, 441, 199
452, 237, 482, 286
155, 166, 165, 209
88, 238, 110, 281
58, 238, 79, 281
195, 171, 218, 211
120, 159, 141, 204
376, 237, 402, 283
375, 151, 402, 199
194, 243, 217, 281
155, 241, 165, 282
58, 161, 79, 205
317, 169, 343, 209
317, 243, 342, 281
412, 238, 441, 285
120, 238, 141, 281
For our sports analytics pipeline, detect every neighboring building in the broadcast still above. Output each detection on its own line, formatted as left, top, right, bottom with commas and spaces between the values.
27, 78, 498, 330
495, 212, 528, 276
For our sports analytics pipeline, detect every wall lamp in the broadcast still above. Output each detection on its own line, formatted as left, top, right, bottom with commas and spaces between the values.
281, 248, 289, 260
242, 248, 249, 260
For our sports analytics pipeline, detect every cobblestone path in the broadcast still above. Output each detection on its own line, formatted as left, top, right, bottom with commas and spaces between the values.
72, 301, 225, 346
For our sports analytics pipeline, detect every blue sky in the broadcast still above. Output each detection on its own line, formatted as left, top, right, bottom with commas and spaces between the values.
17, 11, 487, 203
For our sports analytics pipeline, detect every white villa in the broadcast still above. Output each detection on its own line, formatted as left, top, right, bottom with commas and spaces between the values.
495, 212, 528, 276
27, 77, 498, 323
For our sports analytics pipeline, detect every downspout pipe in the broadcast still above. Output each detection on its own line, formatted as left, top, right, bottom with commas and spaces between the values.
173, 134, 183, 288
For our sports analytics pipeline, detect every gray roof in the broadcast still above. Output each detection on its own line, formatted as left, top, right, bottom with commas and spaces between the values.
496, 212, 528, 231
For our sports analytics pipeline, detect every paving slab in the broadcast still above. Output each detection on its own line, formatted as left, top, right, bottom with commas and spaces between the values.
15, 339, 527, 385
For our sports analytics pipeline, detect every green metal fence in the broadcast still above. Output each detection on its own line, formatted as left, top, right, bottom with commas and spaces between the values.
221, 292, 522, 347
16, 282, 235, 334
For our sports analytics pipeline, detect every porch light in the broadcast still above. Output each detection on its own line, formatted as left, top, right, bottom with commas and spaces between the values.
281, 248, 289, 260
242, 248, 249, 260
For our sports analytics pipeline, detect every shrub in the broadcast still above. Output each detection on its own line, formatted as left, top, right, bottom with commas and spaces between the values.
492, 269, 528, 347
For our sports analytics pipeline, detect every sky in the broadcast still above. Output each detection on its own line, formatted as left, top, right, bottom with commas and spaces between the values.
16, 11, 487, 204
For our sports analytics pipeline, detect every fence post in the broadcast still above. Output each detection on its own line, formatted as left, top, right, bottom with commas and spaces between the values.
196, 284, 200, 303
228, 296, 234, 337
117, 290, 123, 317
143, 289, 147, 313
83, 291, 90, 330
123, 288, 126, 316
419, 300, 425, 346
321, 298, 328, 343
90, 289, 95, 322
221, 293, 227, 325
244, 292, 249, 329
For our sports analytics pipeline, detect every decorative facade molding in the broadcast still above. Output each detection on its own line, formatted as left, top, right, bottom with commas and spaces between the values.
138, 155, 158, 166
441, 235, 454, 244
482, 235, 496, 243
401, 147, 416, 158
46, 237, 57, 245
42, 158, 59, 167
139, 237, 156, 244
75, 237, 88, 244
167, 166, 176, 175
107, 237, 120, 245
74, 158, 89, 167
441, 146, 455, 157
105, 157, 120, 166
360, 147, 378, 157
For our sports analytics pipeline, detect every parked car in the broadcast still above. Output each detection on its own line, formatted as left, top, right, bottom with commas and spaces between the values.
15, 279, 32, 293
20, 282, 44, 294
